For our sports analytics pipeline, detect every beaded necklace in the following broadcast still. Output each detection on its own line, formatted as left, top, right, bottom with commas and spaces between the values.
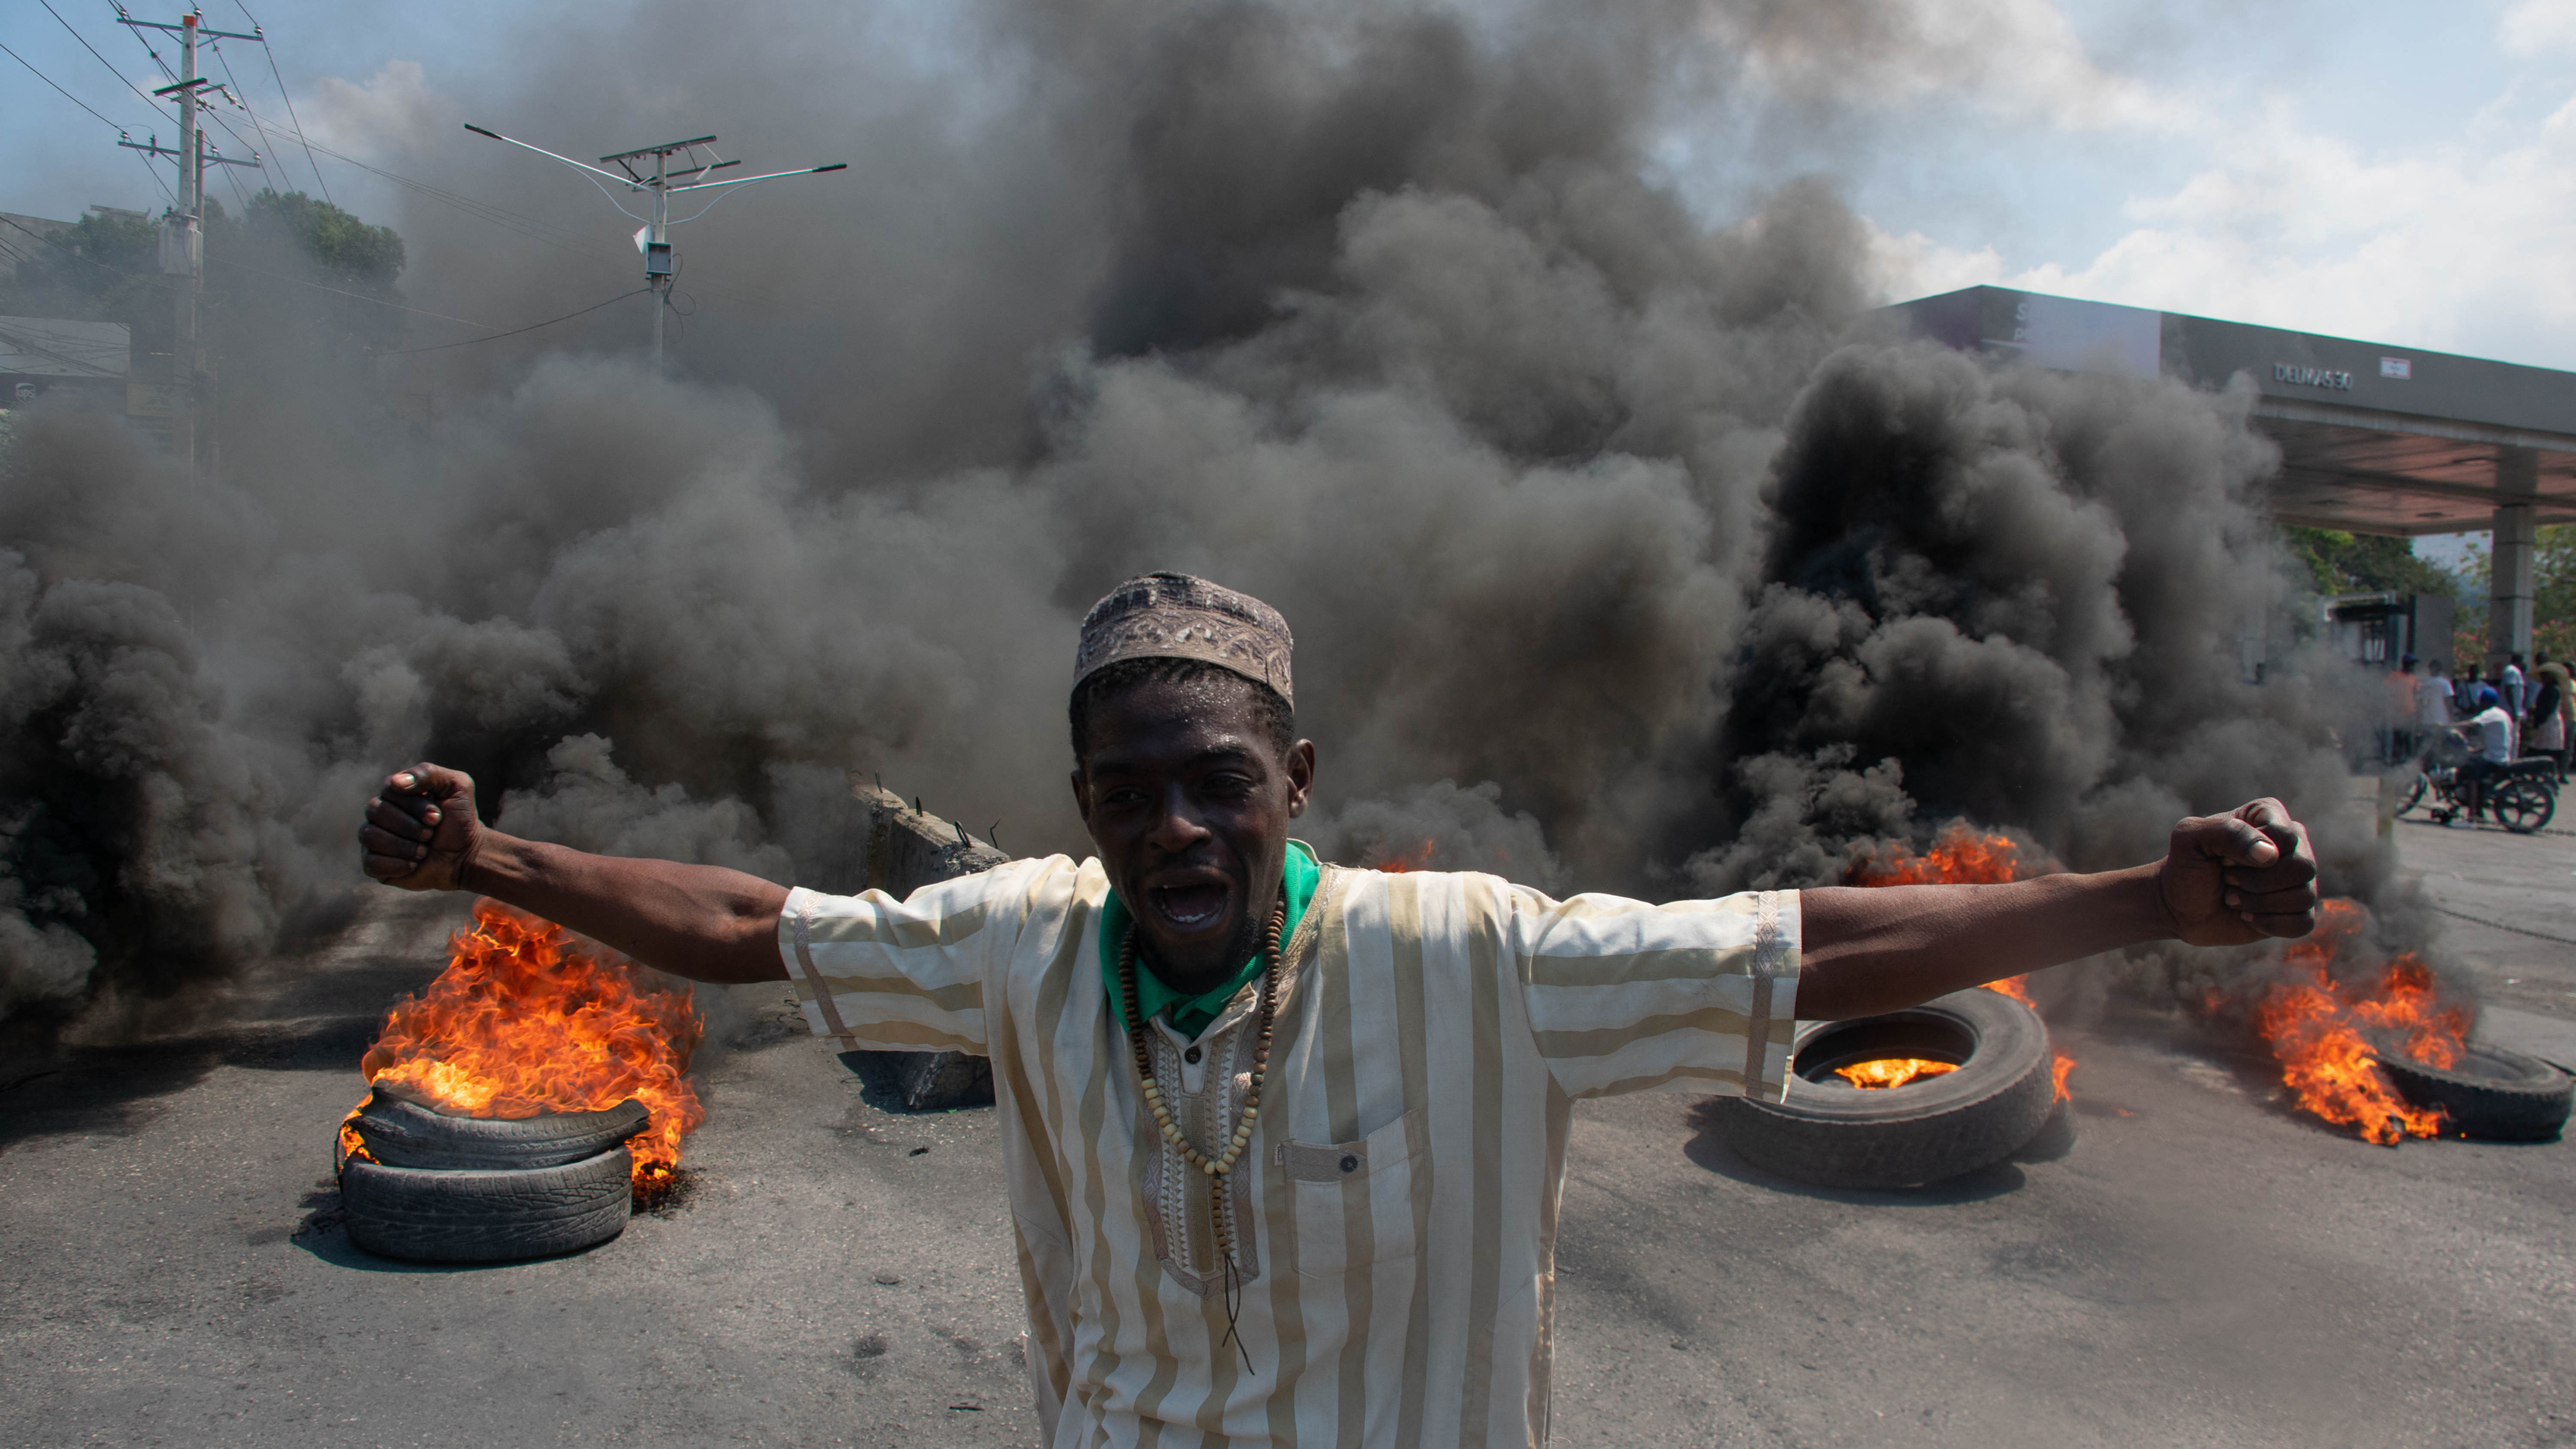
1117, 898, 1283, 1364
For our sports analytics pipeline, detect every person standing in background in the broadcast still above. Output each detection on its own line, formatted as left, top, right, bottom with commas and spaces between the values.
2419, 660, 2459, 745
2531, 660, 2569, 782
2386, 656, 2422, 762
2503, 653, 2528, 718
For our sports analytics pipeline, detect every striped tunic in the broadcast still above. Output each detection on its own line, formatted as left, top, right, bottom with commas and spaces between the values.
782, 854, 1801, 1448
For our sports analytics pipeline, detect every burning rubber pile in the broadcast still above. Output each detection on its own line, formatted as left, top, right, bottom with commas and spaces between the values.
1704, 986, 2060, 1191
1701, 829, 2072, 1191
1708, 824, 2568, 1189
1707, 826, 2566, 1187
335, 902, 706, 1263
2216, 900, 2570, 1145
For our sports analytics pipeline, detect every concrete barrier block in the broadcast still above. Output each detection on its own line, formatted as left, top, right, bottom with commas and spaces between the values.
844, 777, 1008, 1111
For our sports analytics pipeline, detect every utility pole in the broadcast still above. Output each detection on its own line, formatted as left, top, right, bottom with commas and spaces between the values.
117, 8, 260, 475
463, 123, 845, 374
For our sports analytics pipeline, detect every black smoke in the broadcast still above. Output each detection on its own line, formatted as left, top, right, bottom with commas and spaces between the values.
0, 0, 2425, 1038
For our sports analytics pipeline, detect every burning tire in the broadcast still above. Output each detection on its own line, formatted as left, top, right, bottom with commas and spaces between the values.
350, 1083, 650, 1170
2375, 1043, 2572, 1142
1702, 988, 2057, 1190
340, 1148, 636, 1263
336, 1085, 651, 1263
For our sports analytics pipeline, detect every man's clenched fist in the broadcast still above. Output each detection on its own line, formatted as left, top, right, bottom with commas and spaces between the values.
2156, 797, 2321, 945
360, 763, 483, 892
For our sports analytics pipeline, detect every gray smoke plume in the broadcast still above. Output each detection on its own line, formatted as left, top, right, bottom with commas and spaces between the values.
0, 0, 2444, 1039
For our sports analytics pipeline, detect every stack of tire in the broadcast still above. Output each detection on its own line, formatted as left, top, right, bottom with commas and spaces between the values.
2375, 1042, 2573, 1141
338, 1082, 648, 1263
1703, 988, 2060, 1190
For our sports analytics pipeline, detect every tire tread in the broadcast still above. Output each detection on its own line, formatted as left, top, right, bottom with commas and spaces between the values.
1704, 989, 2058, 1190
339, 1148, 632, 1263
2378, 1044, 2571, 1141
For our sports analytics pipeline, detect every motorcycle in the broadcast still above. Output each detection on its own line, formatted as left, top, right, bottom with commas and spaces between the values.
2397, 729, 2558, 833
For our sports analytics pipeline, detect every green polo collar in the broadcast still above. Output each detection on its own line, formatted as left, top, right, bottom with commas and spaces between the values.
1100, 840, 1319, 1039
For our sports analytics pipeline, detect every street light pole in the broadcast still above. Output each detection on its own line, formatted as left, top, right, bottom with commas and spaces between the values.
461, 123, 844, 375
650, 145, 668, 373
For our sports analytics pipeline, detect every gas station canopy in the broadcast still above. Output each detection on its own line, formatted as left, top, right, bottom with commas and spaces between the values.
1886, 286, 2576, 663
1885, 286, 2576, 536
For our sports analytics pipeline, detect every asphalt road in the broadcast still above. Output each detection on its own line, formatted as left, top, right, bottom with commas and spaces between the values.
3, 810, 2570, 1448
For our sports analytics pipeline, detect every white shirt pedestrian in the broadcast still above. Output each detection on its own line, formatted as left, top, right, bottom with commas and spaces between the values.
2418, 673, 2455, 729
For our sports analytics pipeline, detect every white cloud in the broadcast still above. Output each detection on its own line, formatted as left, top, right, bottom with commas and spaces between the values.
2501, 0, 2576, 56
1701, 0, 2194, 132
1860, 73, 2576, 370
1997, 93, 2576, 359
299, 61, 449, 161
1860, 217, 2007, 303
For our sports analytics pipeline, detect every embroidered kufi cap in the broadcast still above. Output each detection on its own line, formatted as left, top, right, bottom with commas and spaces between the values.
1074, 572, 1293, 707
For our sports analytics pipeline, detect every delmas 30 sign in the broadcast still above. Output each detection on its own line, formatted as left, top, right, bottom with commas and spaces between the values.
2273, 362, 2354, 390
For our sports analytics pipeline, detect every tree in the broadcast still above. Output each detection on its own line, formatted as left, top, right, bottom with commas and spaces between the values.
245, 189, 404, 287
2437, 526, 2576, 673
0, 208, 167, 351
2534, 526, 2576, 664
0, 192, 408, 370
205, 189, 408, 363
2282, 526, 2458, 599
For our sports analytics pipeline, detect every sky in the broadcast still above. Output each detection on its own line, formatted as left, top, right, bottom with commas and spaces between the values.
5, 0, 2572, 381
13, 0, 2565, 579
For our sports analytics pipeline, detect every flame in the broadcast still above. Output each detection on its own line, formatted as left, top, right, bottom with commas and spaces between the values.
1851, 826, 2076, 1101
345, 900, 706, 1191
1833, 1057, 1960, 1089
2239, 900, 2468, 1145
1851, 826, 2029, 886
1371, 839, 1438, 873
2350, 954, 2466, 1071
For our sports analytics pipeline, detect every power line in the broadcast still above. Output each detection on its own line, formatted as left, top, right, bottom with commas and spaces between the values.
0, 211, 491, 333
0, 36, 135, 133
108, 8, 272, 192
133, 146, 179, 205
0, 211, 117, 259
231, 108, 614, 259
204, 255, 497, 330
229, 0, 332, 205
192, 103, 270, 183
108, 0, 180, 83
0, 318, 129, 379
207, 40, 281, 190
36, 0, 167, 116
371, 288, 647, 355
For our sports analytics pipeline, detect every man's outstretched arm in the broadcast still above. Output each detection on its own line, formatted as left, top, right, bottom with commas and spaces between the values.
359, 764, 791, 983
1795, 798, 2319, 1020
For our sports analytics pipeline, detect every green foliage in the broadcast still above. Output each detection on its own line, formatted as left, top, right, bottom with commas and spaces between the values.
0, 209, 164, 336
2282, 526, 2457, 599
244, 189, 404, 289
0, 191, 406, 363
2438, 526, 2576, 671
2537, 525, 2576, 664
204, 189, 409, 362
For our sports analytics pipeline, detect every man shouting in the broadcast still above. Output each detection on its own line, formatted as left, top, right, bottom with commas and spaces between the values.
360, 571, 2319, 1448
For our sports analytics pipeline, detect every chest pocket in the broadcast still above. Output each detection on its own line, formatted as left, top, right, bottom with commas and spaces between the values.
1276, 1107, 1427, 1280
